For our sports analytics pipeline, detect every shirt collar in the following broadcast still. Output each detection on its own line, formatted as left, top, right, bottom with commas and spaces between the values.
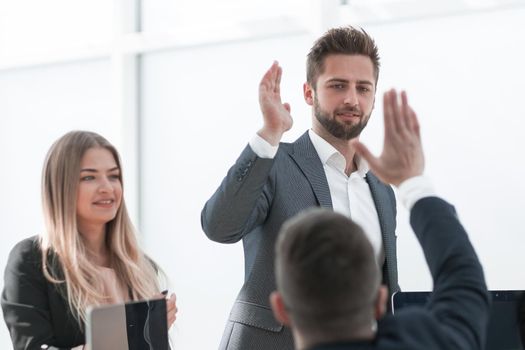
308, 129, 369, 178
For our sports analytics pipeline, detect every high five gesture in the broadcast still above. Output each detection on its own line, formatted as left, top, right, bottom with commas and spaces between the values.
257, 61, 293, 146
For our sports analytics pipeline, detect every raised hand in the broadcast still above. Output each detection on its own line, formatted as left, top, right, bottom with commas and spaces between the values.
257, 61, 293, 146
351, 89, 424, 187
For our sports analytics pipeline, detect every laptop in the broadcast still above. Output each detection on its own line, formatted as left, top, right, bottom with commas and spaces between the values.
392, 290, 524, 350
86, 298, 169, 350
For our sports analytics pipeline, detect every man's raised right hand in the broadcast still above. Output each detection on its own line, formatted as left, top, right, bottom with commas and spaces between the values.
257, 61, 293, 146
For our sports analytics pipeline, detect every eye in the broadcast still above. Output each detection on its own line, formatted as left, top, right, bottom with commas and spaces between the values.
357, 86, 370, 93
81, 175, 95, 181
109, 174, 120, 181
330, 83, 345, 90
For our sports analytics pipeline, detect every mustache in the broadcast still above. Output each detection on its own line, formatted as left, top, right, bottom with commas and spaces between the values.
334, 106, 363, 116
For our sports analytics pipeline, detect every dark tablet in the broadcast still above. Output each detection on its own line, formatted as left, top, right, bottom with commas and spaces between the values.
86, 298, 169, 350
392, 290, 524, 350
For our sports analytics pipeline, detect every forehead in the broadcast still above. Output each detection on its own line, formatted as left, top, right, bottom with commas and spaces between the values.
319, 54, 375, 83
80, 147, 117, 168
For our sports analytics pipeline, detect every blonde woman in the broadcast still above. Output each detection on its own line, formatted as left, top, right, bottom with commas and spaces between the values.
1, 131, 177, 349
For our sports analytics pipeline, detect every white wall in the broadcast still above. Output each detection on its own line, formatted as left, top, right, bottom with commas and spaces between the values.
0, 5, 524, 349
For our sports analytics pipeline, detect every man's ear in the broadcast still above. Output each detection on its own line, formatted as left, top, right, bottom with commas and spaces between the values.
270, 291, 291, 326
303, 82, 314, 106
375, 285, 388, 320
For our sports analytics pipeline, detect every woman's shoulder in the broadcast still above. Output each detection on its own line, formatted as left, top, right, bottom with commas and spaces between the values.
8, 235, 42, 261
4, 236, 47, 284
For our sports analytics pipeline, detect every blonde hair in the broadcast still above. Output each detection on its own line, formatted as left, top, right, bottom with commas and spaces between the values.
40, 131, 161, 326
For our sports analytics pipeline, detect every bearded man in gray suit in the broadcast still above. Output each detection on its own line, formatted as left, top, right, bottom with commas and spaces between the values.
202, 26, 399, 350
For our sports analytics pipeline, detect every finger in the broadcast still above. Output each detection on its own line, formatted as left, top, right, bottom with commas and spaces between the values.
275, 65, 282, 95
168, 309, 177, 320
259, 70, 272, 93
167, 317, 175, 329
167, 314, 176, 328
167, 296, 176, 311
408, 104, 420, 136
166, 305, 177, 327
259, 62, 277, 91
167, 305, 176, 314
167, 301, 176, 312
400, 90, 411, 131
389, 89, 403, 133
383, 90, 396, 138
283, 102, 291, 113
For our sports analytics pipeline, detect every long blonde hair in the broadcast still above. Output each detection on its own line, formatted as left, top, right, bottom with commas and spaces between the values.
40, 131, 160, 326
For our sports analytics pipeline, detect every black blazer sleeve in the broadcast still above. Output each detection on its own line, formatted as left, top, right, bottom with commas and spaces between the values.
1, 237, 82, 350
412, 197, 490, 349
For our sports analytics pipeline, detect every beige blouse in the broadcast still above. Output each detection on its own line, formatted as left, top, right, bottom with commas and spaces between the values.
73, 267, 129, 350
97, 266, 130, 304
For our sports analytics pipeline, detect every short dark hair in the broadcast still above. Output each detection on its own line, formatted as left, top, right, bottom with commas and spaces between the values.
275, 208, 380, 336
306, 26, 380, 88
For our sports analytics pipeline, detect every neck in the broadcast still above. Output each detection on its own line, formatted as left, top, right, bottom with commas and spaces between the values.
294, 326, 375, 350
78, 223, 110, 267
311, 126, 359, 176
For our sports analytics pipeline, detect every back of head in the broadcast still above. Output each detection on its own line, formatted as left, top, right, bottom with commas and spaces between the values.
275, 208, 380, 339
307, 26, 380, 88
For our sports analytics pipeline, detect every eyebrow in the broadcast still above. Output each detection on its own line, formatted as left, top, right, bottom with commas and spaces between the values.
326, 78, 374, 86
80, 167, 120, 173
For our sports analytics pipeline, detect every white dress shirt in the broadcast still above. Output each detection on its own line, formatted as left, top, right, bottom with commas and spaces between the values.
307, 130, 385, 265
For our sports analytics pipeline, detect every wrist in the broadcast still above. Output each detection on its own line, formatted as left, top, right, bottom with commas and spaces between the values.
397, 175, 435, 210
257, 127, 284, 146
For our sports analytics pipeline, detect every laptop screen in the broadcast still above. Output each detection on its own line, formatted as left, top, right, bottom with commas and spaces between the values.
392, 290, 524, 350
86, 298, 169, 350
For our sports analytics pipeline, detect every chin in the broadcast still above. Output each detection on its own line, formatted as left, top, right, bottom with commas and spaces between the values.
97, 213, 118, 224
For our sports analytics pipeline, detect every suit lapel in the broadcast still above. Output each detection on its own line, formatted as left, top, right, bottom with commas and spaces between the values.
289, 131, 333, 209
366, 172, 398, 292
367, 173, 392, 242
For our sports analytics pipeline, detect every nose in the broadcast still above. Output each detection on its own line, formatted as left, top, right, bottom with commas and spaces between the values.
343, 87, 358, 107
97, 176, 114, 193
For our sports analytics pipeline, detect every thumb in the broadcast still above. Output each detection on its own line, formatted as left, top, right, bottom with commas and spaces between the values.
351, 139, 380, 171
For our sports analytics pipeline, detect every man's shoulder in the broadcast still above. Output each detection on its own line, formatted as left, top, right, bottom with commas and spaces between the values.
275, 130, 313, 156
375, 310, 442, 348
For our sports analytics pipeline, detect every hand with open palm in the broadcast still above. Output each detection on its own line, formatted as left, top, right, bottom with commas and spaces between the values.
257, 61, 293, 146
351, 89, 424, 187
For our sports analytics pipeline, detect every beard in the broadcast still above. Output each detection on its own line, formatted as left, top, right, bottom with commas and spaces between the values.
314, 96, 370, 140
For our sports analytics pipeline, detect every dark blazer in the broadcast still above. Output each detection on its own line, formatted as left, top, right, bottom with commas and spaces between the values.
2, 236, 84, 350
309, 198, 491, 350
202, 132, 399, 350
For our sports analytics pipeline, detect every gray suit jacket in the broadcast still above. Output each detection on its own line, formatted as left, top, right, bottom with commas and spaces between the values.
202, 132, 398, 350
